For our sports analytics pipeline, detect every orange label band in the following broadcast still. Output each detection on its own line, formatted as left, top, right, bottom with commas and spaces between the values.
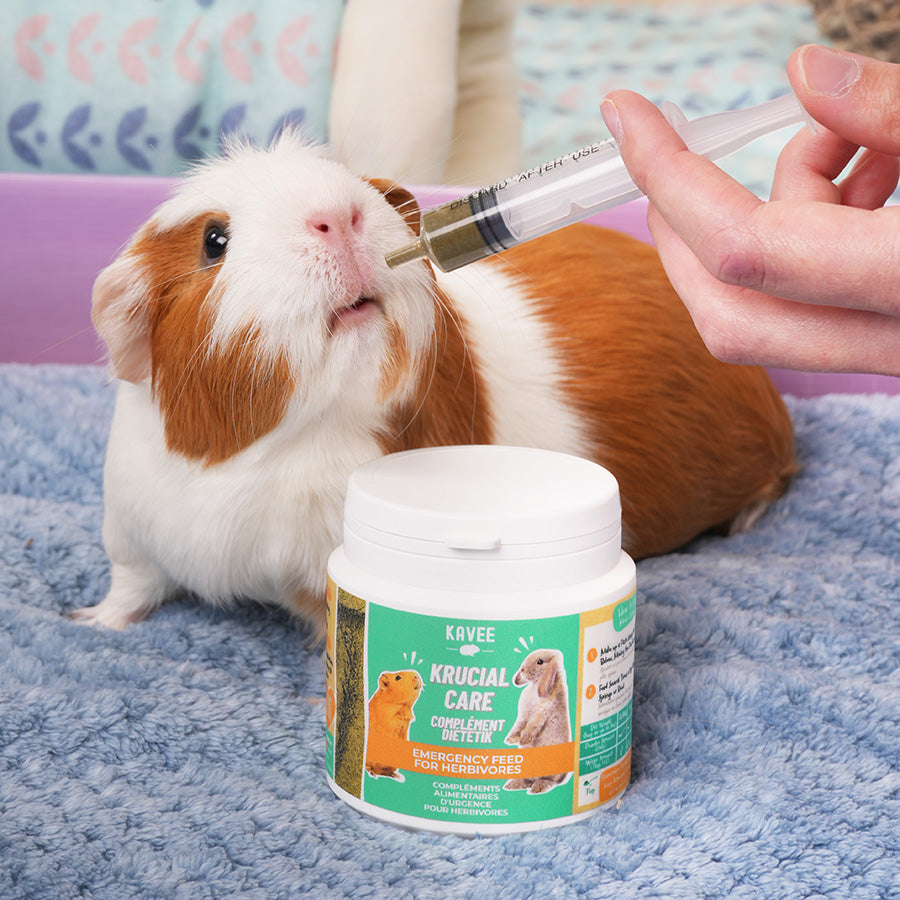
599, 750, 631, 803
367, 734, 576, 780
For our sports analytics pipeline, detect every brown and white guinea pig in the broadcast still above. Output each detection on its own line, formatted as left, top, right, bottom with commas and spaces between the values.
73, 131, 795, 634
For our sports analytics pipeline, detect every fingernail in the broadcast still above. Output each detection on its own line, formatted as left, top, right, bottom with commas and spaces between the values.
601, 99, 623, 143
799, 44, 861, 97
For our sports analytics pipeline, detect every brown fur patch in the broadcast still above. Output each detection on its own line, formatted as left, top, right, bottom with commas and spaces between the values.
489, 224, 796, 559
377, 320, 412, 404
366, 179, 421, 235
379, 286, 493, 453
131, 215, 294, 465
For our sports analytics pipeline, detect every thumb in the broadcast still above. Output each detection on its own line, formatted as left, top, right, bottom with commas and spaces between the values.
788, 44, 900, 155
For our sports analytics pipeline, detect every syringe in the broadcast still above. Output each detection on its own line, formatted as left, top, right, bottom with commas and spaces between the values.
385, 92, 813, 273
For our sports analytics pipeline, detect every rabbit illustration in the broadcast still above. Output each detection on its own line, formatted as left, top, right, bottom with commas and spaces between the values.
504, 648, 572, 794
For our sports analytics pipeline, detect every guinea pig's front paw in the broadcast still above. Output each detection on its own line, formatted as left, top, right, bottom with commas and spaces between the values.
70, 564, 169, 629
70, 598, 150, 630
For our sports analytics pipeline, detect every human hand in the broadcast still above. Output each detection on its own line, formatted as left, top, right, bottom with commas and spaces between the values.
601, 44, 900, 375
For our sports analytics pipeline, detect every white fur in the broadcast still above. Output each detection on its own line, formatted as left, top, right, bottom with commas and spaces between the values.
437, 265, 591, 456
76, 136, 588, 630
89, 380, 384, 627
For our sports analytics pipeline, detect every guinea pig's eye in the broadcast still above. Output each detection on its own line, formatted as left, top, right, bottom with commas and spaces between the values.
203, 222, 229, 263
395, 674, 402, 681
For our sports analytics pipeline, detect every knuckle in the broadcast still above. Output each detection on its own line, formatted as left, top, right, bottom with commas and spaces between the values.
700, 226, 768, 290
882, 102, 900, 148
868, 69, 900, 145
691, 304, 763, 366
698, 322, 747, 364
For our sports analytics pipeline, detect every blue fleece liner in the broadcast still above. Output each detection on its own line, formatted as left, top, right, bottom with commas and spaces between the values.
2, 363, 899, 899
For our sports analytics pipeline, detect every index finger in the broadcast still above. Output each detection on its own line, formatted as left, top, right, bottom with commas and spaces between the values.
601, 89, 762, 258
602, 90, 900, 315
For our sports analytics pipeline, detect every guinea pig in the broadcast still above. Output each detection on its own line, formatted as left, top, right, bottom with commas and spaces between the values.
365, 670, 423, 780
72, 131, 795, 633
504, 649, 571, 794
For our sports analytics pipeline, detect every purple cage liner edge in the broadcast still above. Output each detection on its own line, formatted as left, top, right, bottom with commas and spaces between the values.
2, 172, 897, 398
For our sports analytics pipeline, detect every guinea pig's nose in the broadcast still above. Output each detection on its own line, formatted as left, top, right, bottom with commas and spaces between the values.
307, 208, 363, 244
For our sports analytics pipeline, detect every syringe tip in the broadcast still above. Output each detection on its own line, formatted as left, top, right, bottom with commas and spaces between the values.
385, 238, 426, 269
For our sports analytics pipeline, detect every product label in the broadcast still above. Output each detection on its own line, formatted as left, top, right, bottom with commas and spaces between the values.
325, 580, 635, 828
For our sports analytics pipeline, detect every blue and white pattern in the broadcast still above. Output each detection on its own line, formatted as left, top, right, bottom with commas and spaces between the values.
514, 2, 825, 197
1, 2, 342, 175
3, 1, 825, 190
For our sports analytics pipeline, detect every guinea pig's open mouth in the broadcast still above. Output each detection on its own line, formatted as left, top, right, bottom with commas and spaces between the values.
330, 296, 381, 331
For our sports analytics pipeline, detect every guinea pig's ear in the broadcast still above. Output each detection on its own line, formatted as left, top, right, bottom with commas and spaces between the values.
91, 249, 153, 383
367, 179, 421, 236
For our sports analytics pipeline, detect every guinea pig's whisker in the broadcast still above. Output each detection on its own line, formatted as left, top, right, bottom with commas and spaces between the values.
160, 294, 228, 420
30, 326, 100, 365
239, 338, 266, 445
230, 367, 246, 446
143, 260, 220, 298
430, 282, 483, 442
390, 340, 438, 444
387, 292, 442, 443
434, 285, 476, 396
164, 339, 210, 419
458, 257, 517, 340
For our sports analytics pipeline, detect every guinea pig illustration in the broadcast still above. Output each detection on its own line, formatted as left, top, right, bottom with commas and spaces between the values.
504, 649, 571, 794
72, 131, 795, 634
365, 670, 423, 780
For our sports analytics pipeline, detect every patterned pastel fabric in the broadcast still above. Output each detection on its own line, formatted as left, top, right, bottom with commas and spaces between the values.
514, 1, 824, 198
3, 0, 826, 196
1, 1, 343, 176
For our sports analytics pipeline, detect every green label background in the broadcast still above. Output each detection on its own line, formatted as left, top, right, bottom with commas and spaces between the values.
363, 603, 583, 825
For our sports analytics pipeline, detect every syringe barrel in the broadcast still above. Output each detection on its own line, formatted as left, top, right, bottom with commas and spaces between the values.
418, 139, 640, 272
491, 139, 641, 244
418, 191, 516, 272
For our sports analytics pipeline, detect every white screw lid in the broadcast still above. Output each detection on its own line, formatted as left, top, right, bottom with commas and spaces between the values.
344, 445, 621, 558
